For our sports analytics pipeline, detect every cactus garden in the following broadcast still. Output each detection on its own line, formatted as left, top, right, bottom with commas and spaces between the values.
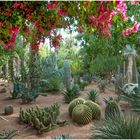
0, 1, 140, 139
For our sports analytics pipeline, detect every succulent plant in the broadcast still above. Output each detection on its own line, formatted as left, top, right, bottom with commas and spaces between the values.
72, 104, 92, 125
84, 100, 101, 120
79, 81, 88, 91
104, 96, 123, 119
87, 89, 99, 102
19, 103, 67, 134
52, 134, 72, 139
4, 105, 14, 115
0, 129, 18, 139
92, 115, 140, 139
68, 98, 85, 117
64, 84, 80, 104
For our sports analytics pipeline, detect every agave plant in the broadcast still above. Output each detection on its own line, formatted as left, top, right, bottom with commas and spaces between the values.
92, 115, 140, 139
52, 134, 72, 139
87, 89, 99, 102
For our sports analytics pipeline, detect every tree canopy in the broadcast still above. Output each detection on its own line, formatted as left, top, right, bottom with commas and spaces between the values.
0, 1, 140, 51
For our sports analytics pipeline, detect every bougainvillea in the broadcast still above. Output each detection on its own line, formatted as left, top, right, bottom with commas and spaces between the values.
0, 1, 140, 50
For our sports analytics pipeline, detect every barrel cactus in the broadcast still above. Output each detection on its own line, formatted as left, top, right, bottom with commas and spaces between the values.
72, 104, 92, 125
68, 98, 85, 116
104, 97, 123, 119
4, 105, 14, 115
84, 100, 101, 120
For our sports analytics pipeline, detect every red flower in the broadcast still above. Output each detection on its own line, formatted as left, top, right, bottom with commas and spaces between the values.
20, 4, 25, 10
47, 3, 57, 10
0, 22, 3, 27
57, 9, 67, 16
27, 14, 31, 20
13, 2, 19, 9
6, 8, 11, 13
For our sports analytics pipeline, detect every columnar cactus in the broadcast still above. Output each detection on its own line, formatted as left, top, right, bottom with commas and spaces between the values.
63, 60, 71, 90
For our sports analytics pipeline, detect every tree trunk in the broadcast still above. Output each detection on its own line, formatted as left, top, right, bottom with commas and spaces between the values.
2, 64, 8, 79
29, 49, 39, 90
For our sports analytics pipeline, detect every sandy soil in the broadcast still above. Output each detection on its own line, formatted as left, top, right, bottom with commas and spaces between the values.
0, 79, 131, 139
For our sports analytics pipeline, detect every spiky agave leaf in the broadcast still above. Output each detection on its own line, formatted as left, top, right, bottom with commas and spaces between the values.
87, 89, 99, 102
92, 115, 140, 139
0, 129, 18, 139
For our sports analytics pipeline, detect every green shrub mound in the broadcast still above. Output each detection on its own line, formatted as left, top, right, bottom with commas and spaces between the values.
68, 98, 85, 116
84, 100, 101, 120
72, 104, 92, 125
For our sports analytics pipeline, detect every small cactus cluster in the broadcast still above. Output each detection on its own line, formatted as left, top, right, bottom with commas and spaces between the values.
4, 105, 14, 115
0, 129, 17, 139
104, 97, 123, 119
19, 103, 67, 134
68, 98, 101, 125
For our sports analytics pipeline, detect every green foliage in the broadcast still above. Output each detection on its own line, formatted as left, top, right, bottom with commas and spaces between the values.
84, 100, 101, 120
39, 53, 64, 91
4, 105, 14, 115
68, 98, 85, 117
63, 60, 72, 91
82, 73, 92, 84
89, 55, 120, 79
64, 84, 80, 104
104, 97, 123, 119
52, 134, 72, 139
97, 79, 107, 93
72, 104, 92, 125
10, 77, 22, 99
0, 129, 18, 139
92, 115, 140, 139
19, 103, 67, 134
87, 89, 99, 102
78, 81, 88, 91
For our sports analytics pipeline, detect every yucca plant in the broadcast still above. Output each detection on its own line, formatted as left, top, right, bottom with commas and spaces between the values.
0, 129, 18, 139
87, 89, 99, 102
92, 115, 140, 139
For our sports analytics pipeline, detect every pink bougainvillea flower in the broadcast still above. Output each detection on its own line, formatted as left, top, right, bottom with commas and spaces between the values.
88, 16, 95, 23
47, 3, 57, 10
13, 2, 19, 9
57, 9, 67, 16
133, 23, 140, 32
131, 1, 139, 5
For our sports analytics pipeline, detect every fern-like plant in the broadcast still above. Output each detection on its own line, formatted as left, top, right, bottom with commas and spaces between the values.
92, 115, 140, 139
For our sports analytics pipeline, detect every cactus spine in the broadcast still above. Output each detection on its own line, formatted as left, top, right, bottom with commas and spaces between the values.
84, 100, 101, 120
72, 104, 92, 125
68, 98, 85, 116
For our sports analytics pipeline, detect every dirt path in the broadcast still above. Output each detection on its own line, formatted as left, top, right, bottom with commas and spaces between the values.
0, 79, 130, 139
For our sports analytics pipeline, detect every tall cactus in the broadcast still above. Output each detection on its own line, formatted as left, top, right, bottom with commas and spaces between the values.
63, 60, 71, 90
